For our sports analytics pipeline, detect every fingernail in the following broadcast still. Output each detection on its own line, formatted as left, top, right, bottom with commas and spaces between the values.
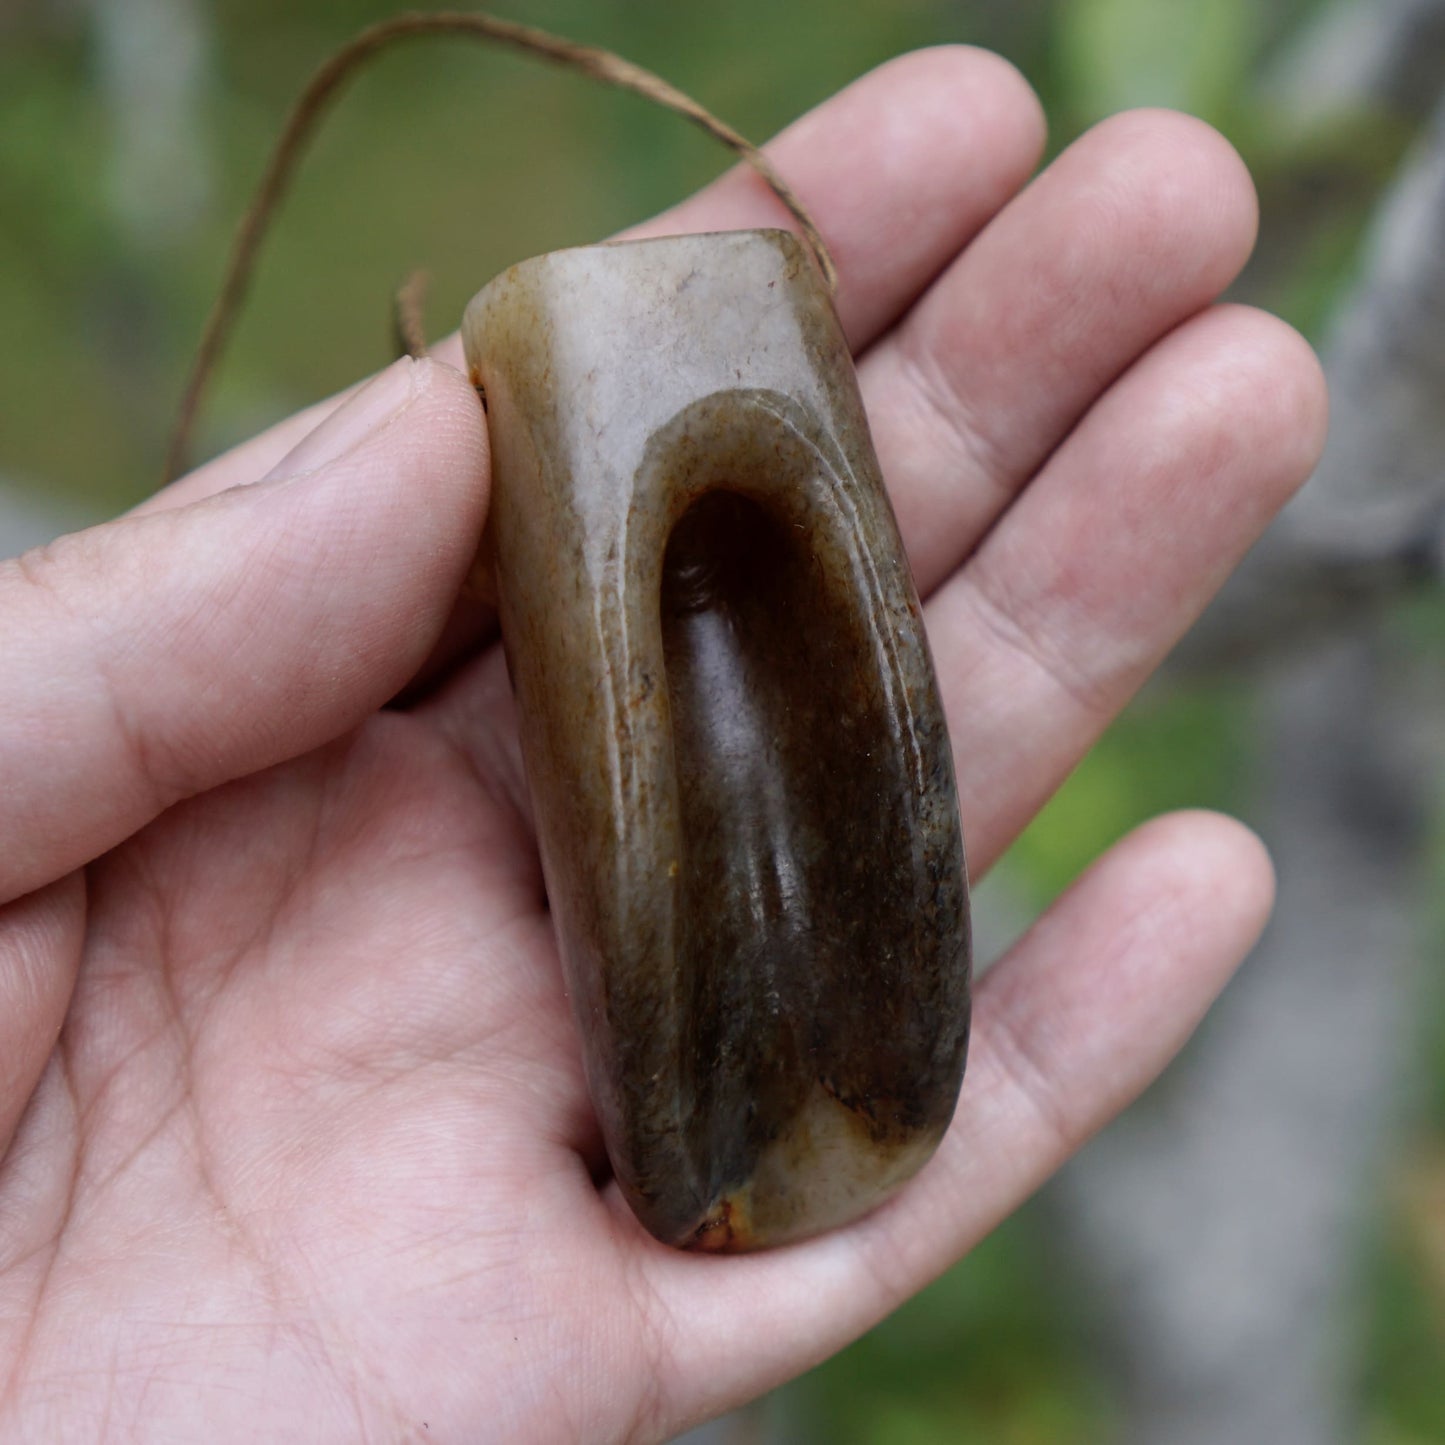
264, 357, 428, 481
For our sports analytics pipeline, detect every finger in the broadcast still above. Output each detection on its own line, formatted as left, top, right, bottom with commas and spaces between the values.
0, 874, 84, 1162
624, 45, 1046, 349
859, 107, 1260, 593
143, 46, 1046, 512
928, 304, 1327, 872
636, 811, 1275, 1437
0, 357, 489, 907
427, 305, 1325, 855
420, 114, 1263, 787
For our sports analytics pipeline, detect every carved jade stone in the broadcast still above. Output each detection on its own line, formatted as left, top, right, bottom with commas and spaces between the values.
461, 229, 970, 1250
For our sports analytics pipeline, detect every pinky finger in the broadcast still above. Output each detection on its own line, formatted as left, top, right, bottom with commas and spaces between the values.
881, 809, 1276, 1279
640, 810, 1275, 1437
0, 875, 84, 1160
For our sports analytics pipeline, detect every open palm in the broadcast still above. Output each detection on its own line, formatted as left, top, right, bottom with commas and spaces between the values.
0, 49, 1325, 1443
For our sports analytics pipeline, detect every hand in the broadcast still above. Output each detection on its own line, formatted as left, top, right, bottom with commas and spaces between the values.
0, 48, 1324, 1442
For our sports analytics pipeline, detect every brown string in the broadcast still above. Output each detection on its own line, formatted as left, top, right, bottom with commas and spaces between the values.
162, 9, 838, 483
393, 269, 432, 360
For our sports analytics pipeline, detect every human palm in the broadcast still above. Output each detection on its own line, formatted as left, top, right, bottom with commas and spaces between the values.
0, 50, 1324, 1442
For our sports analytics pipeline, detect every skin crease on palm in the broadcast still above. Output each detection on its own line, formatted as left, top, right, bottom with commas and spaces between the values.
0, 46, 1325, 1444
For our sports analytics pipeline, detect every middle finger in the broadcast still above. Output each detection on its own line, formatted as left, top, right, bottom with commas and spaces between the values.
860, 107, 1259, 594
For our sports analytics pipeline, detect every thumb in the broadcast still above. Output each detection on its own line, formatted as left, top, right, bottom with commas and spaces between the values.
0, 356, 489, 906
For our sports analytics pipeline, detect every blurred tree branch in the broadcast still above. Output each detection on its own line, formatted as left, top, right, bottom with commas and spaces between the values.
88, 0, 213, 251
1186, 14, 1445, 669
1264, 0, 1445, 127
1057, 4, 1445, 1441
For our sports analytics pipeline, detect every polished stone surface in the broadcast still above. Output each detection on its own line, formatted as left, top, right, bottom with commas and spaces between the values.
462, 230, 970, 1249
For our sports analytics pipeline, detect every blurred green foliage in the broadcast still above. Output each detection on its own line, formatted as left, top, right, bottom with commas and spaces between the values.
3, 0, 1444, 1439
1057, 0, 1260, 126
787, 1206, 1114, 1443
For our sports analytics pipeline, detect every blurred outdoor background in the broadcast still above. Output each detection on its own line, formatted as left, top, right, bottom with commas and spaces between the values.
3, 0, 1445, 1440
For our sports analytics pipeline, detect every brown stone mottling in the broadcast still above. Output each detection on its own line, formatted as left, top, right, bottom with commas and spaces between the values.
461, 230, 970, 1250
